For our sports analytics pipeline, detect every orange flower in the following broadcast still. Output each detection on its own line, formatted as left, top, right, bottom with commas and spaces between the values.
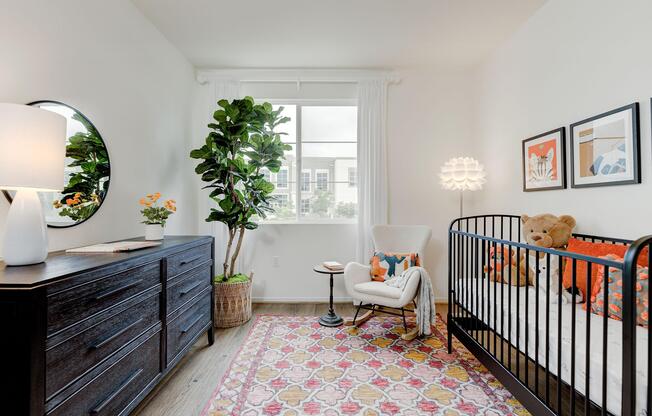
164, 199, 177, 212
66, 198, 74, 206
139, 198, 146, 205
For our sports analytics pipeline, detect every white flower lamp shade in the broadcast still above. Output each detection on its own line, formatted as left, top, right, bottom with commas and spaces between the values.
0, 103, 66, 266
440, 157, 486, 217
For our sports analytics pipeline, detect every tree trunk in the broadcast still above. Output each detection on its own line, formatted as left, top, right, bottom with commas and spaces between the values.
223, 227, 236, 279
229, 225, 246, 277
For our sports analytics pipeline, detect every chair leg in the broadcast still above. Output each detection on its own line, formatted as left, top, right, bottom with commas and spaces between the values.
352, 302, 363, 325
401, 308, 408, 333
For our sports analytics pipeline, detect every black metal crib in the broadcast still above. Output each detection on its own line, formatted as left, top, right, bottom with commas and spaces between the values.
447, 214, 651, 416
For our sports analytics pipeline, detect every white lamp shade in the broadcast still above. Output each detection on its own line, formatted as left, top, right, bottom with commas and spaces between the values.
0, 103, 66, 192
440, 157, 486, 191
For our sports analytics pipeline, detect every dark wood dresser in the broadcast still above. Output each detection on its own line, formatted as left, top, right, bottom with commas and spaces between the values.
0, 235, 214, 416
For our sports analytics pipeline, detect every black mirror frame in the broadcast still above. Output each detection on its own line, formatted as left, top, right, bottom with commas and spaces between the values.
2, 100, 111, 229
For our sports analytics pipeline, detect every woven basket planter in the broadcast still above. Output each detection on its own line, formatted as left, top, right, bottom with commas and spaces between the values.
214, 278, 252, 328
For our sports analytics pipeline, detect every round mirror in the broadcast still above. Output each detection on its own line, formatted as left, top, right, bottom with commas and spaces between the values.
2, 101, 111, 227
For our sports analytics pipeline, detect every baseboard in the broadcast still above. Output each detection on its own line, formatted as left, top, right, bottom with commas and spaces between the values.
252, 296, 449, 304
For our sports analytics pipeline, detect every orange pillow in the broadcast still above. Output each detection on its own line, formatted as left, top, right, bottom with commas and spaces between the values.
563, 238, 649, 299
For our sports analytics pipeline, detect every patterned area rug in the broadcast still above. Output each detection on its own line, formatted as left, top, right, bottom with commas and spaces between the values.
201, 315, 528, 415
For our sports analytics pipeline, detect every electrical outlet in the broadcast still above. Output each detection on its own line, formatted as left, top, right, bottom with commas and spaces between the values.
272, 256, 280, 267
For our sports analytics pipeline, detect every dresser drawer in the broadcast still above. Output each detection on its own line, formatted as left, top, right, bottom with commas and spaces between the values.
46, 292, 160, 400
166, 289, 211, 364
47, 261, 161, 335
167, 266, 211, 316
166, 244, 212, 279
48, 331, 160, 416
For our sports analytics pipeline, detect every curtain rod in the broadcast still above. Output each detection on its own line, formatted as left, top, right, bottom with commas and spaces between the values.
196, 69, 400, 85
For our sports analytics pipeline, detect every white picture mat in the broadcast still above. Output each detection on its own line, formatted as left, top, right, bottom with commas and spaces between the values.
572, 108, 634, 185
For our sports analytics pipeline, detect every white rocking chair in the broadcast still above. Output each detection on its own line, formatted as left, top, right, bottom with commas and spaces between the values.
344, 225, 432, 340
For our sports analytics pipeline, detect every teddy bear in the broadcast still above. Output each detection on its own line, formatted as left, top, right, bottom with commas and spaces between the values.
483, 245, 529, 286
520, 213, 581, 303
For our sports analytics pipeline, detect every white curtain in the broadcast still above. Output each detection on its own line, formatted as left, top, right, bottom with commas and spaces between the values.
196, 79, 240, 275
356, 79, 389, 262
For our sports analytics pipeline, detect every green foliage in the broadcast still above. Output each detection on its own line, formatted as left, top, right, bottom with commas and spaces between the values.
53, 113, 110, 222
336, 202, 357, 218
190, 97, 290, 277
310, 189, 333, 217
214, 273, 250, 284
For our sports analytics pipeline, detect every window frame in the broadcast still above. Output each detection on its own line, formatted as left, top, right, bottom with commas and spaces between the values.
262, 99, 358, 224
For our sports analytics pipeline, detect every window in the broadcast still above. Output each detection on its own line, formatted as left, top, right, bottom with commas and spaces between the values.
300, 198, 310, 215
316, 170, 329, 191
300, 170, 311, 192
348, 167, 357, 187
263, 103, 357, 223
276, 168, 288, 189
273, 194, 288, 208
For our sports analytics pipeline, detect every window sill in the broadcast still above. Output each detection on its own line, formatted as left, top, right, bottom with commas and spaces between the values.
258, 219, 357, 226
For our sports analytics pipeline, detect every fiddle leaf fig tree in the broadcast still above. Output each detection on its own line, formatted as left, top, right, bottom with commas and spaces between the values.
190, 97, 291, 281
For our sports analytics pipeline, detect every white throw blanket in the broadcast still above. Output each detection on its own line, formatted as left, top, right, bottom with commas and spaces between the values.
384, 266, 436, 336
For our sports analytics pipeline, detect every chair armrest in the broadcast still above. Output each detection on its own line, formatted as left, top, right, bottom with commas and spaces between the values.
397, 267, 424, 305
344, 262, 371, 295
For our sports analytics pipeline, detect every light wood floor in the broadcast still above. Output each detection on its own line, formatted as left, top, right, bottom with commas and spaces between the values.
134, 302, 447, 416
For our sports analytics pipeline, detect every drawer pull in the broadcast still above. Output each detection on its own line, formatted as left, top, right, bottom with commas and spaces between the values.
179, 255, 203, 266
89, 318, 144, 350
181, 315, 204, 334
180, 281, 203, 296
94, 279, 143, 301
89, 367, 143, 415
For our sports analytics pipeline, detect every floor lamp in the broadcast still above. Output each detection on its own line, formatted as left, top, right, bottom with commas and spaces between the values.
440, 157, 486, 218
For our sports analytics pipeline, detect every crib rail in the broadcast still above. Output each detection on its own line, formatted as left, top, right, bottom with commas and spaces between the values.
447, 214, 651, 416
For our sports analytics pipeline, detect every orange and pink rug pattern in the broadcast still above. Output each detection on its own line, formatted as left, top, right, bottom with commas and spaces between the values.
201, 315, 528, 415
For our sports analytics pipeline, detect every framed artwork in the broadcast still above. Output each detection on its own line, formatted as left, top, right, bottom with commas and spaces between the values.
570, 103, 640, 188
522, 127, 566, 191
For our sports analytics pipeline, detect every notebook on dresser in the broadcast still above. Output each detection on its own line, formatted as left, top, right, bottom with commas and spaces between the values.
65, 241, 162, 253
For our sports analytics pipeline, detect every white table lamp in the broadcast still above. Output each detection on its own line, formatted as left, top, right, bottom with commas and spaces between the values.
440, 157, 486, 217
0, 103, 66, 266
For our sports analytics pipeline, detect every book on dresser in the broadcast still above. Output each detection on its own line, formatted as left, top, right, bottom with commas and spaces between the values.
0, 236, 215, 416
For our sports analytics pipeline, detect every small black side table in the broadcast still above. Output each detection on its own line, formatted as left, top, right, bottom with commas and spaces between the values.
314, 265, 344, 327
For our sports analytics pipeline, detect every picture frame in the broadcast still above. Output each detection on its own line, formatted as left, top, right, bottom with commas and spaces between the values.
570, 103, 640, 188
522, 127, 566, 192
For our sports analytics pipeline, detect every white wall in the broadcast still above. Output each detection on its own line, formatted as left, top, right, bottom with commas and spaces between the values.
0, 0, 197, 254
388, 68, 475, 301
472, 0, 652, 239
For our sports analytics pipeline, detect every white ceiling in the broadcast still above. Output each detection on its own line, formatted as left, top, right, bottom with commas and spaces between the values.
132, 0, 545, 69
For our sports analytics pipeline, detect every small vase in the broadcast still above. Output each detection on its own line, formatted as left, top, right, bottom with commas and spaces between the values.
145, 223, 164, 240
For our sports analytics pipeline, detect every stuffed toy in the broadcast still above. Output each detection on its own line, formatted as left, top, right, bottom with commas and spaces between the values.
483, 246, 529, 286
521, 213, 581, 303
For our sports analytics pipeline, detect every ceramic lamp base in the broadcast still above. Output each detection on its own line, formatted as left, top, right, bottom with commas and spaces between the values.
2, 189, 48, 266
145, 224, 164, 241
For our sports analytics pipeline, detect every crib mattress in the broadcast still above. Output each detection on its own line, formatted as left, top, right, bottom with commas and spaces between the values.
457, 278, 648, 415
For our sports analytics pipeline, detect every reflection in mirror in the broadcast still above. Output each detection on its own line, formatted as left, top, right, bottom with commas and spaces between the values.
2, 101, 110, 227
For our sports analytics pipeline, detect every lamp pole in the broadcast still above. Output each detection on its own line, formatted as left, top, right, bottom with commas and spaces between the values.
459, 191, 464, 218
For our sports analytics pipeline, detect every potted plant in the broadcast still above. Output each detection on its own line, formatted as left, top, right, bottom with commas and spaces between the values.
139, 193, 177, 240
190, 97, 290, 328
